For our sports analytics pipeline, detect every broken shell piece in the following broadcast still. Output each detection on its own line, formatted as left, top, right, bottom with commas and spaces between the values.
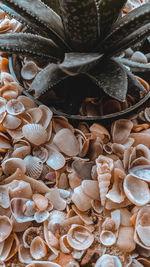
21, 61, 39, 80
68, 170, 82, 190
67, 224, 94, 250
123, 174, 150, 206
32, 146, 49, 163
100, 230, 116, 246
46, 146, 65, 170
116, 226, 136, 252
0, 233, 19, 262
24, 155, 43, 179
72, 159, 94, 180
72, 185, 92, 211
26, 263, 61, 267
9, 180, 33, 199
0, 185, 9, 208
53, 128, 80, 156
6, 99, 25, 115
91, 199, 103, 214
0, 216, 12, 242
46, 188, 66, 211
0, 97, 6, 113
30, 236, 47, 260
72, 205, 93, 225
2, 114, 21, 129
34, 210, 49, 223
90, 123, 110, 143
47, 210, 66, 234
32, 194, 48, 211
59, 235, 72, 254
111, 119, 133, 144
22, 124, 48, 145
23, 226, 43, 248
129, 165, 150, 182
95, 254, 122, 267
102, 218, 116, 232
10, 198, 35, 223
2, 158, 26, 176
81, 180, 100, 200
44, 220, 59, 251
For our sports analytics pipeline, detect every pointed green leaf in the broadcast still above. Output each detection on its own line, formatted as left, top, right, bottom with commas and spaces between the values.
29, 63, 68, 97
97, 3, 150, 52
2, 0, 69, 50
98, 0, 127, 38
59, 0, 99, 51
0, 33, 64, 62
41, 0, 61, 15
107, 23, 150, 57
59, 52, 103, 74
118, 57, 150, 72
88, 58, 128, 101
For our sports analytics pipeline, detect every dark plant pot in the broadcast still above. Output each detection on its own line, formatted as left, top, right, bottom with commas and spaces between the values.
9, 54, 150, 124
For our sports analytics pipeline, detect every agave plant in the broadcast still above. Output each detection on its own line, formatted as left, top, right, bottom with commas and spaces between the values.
0, 0, 150, 110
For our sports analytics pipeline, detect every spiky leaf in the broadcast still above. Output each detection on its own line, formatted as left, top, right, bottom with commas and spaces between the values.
59, 53, 103, 74
97, 0, 127, 38
59, 0, 99, 51
88, 58, 128, 101
126, 70, 146, 97
0, 33, 64, 61
41, 0, 61, 15
29, 63, 68, 97
1, 0, 69, 50
118, 57, 150, 72
97, 3, 150, 52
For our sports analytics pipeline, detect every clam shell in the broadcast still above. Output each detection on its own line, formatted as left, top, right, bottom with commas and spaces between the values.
12, 145, 31, 159
72, 185, 92, 211
2, 158, 26, 176
38, 105, 53, 129
34, 210, 49, 223
10, 198, 35, 223
21, 61, 39, 80
24, 155, 43, 179
30, 236, 47, 260
100, 230, 116, 246
123, 174, 150, 206
27, 107, 43, 124
0, 216, 12, 242
111, 119, 133, 144
6, 99, 25, 115
2, 114, 22, 129
46, 188, 66, 211
32, 193, 48, 211
67, 224, 94, 250
17, 95, 37, 109
95, 255, 122, 267
72, 159, 94, 180
22, 123, 48, 145
116, 226, 136, 252
129, 165, 150, 182
46, 146, 65, 170
90, 123, 110, 143
53, 128, 80, 156
81, 180, 100, 200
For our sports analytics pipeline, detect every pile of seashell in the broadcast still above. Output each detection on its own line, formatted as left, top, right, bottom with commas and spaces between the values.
1, 4, 150, 267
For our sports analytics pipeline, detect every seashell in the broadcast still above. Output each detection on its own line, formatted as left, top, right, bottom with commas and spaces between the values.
32, 146, 49, 163
131, 51, 148, 64
58, 173, 69, 189
105, 198, 131, 210
30, 236, 47, 260
18, 244, 34, 263
9, 179, 33, 199
22, 123, 48, 145
26, 263, 61, 267
68, 170, 82, 190
6, 121, 25, 140
52, 116, 74, 133
111, 119, 133, 144
46, 146, 66, 170
67, 224, 94, 250
72, 185, 92, 211
0, 233, 19, 262
2, 114, 21, 130
32, 193, 48, 211
0, 136, 11, 150
53, 128, 80, 156
0, 97, 6, 114
10, 198, 35, 223
111, 210, 120, 230
100, 230, 116, 246
23, 226, 43, 248
138, 258, 150, 267
130, 157, 150, 168
59, 235, 72, 254
75, 128, 89, 157
130, 133, 150, 148
72, 159, 94, 180
44, 220, 59, 253
81, 180, 100, 200
0, 185, 9, 208
38, 105, 53, 129
46, 188, 66, 211
106, 168, 125, 203
6, 99, 25, 115
12, 215, 32, 232
24, 155, 43, 179
90, 123, 110, 143
17, 95, 37, 109
47, 210, 66, 234
12, 145, 31, 159
116, 226, 136, 252
123, 174, 150, 206
27, 107, 43, 123
102, 218, 116, 232
129, 165, 150, 182
72, 205, 93, 225
59, 189, 70, 199
91, 199, 103, 214
34, 210, 49, 223
95, 254, 122, 267
2, 158, 26, 176
88, 137, 103, 161
120, 208, 132, 227
21, 61, 39, 80
0, 216, 12, 242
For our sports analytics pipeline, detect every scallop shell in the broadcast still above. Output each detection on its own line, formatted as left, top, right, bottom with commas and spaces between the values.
6, 99, 25, 115
46, 188, 66, 211
81, 180, 100, 200
100, 230, 116, 246
95, 254, 122, 267
116, 226, 136, 252
53, 128, 80, 156
129, 165, 150, 182
22, 123, 48, 145
46, 146, 66, 170
30, 236, 47, 260
9, 179, 33, 199
24, 155, 43, 179
111, 119, 133, 144
72, 185, 92, 211
2, 158, 26, 176
67, 224, 94, 250
0, 216, 12, 242
123, 174, 150, 206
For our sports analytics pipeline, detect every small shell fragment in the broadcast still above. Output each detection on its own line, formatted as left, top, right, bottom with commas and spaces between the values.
32, 193, 48, 211
129, 165, 150, 182
30, 236, 47, 260
0, 216, 12, 242
100, 230, 116, 246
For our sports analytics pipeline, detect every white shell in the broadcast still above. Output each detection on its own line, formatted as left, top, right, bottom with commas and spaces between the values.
6, 99, 25, 115
22, 123, 48, 145
0, 216, 12, 242
2, 114, 21, 129
95, 254, 122, 267
72, 185, 92, 211
46, 188, 66, 211
129, 165, 150, 182
24, 155, 43, 179
123, 174, 150, 206
81, 180, 100, 200
30, 236, 47, 260
100, 230, 116, 246
46, 146, 66, 170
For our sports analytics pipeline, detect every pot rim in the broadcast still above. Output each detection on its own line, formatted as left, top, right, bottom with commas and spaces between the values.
8, 55, 150, 121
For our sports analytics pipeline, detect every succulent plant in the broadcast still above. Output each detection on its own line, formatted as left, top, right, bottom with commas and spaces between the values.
0, 0, 150, 105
